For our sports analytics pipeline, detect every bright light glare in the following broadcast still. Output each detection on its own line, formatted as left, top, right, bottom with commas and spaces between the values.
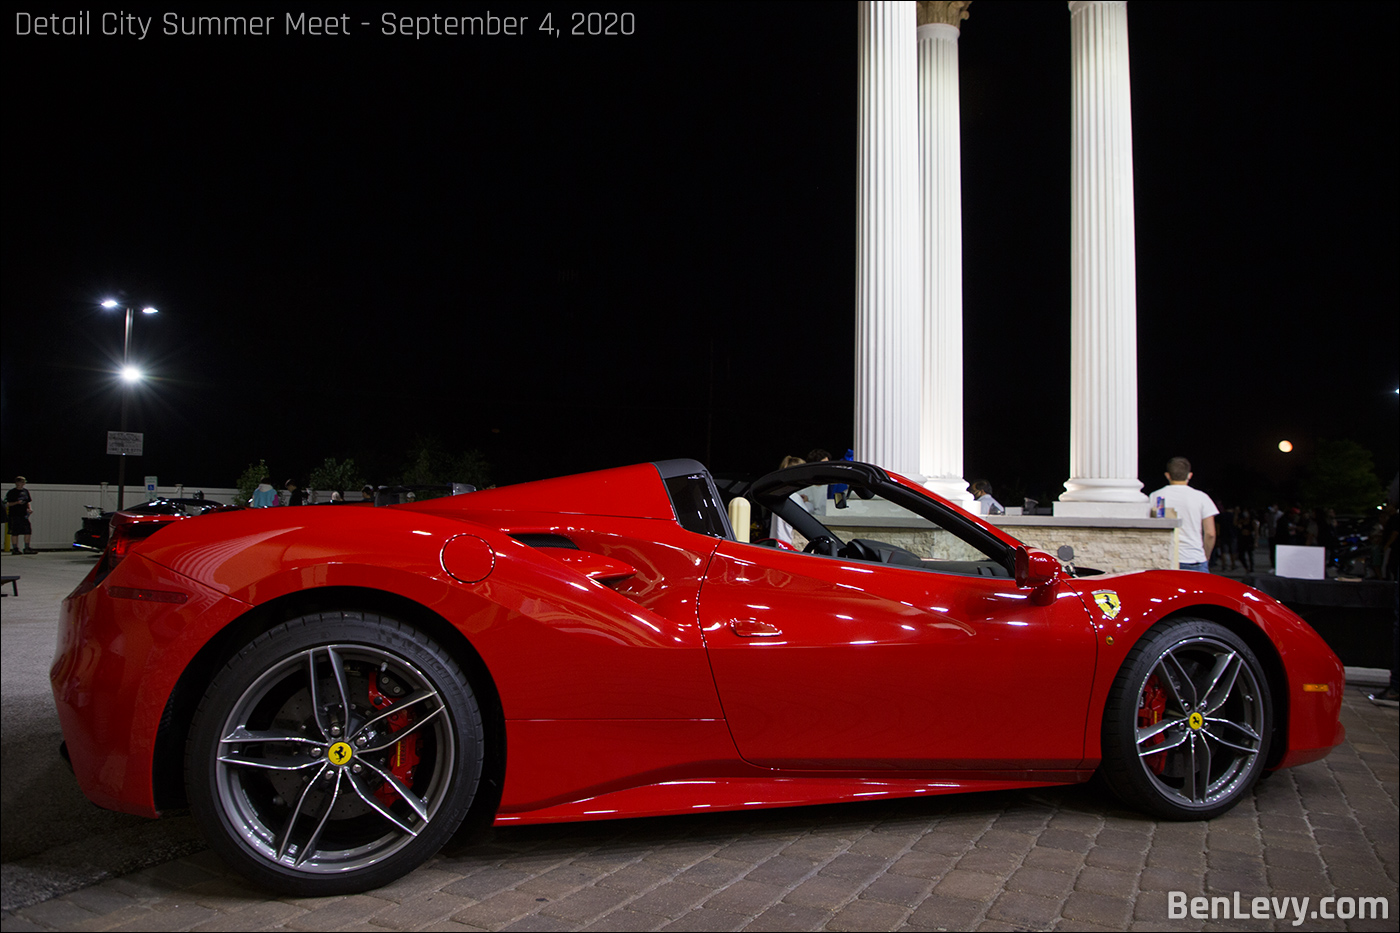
120, 366, 143, 383
1278, 440, 1294, 453
101, 299, 119, 308
141, 306, 158, 314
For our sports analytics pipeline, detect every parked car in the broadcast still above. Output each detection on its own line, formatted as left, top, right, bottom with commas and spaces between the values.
53, 459, 1345, 896
72, 496, 240, 552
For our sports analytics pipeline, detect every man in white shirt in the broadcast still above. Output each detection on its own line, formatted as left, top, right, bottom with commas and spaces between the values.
1149, 457, 1218, 572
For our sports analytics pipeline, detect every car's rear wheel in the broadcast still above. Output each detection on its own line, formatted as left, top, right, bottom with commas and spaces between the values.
186, 612, 482, 895
1100, 618, 1271, 820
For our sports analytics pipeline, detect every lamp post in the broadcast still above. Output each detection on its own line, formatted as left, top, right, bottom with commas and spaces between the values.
102, 299, 157, 509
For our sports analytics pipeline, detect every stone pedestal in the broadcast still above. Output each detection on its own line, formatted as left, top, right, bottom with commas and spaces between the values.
1054, 497, 1154, 519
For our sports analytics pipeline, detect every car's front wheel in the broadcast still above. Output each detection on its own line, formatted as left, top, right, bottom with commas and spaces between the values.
1100, 618, 1271, 820
186, 612, 483, 895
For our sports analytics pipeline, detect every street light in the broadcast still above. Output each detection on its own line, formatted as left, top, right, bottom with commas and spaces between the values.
101, 298, 158, 508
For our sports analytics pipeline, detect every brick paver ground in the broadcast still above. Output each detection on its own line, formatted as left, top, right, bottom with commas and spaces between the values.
2, 687, 1394, 932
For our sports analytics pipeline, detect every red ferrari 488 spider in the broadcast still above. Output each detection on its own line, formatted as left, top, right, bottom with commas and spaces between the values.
52, 459, 1345, 894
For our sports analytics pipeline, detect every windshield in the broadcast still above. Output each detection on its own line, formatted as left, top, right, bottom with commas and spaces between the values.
807, 486, 992, 562
752, 474, 1013, 578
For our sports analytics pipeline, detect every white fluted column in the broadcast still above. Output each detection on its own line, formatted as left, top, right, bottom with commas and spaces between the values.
856, 0, 921, 478
1056, 0, 1147, 516
917, 3, 973, 504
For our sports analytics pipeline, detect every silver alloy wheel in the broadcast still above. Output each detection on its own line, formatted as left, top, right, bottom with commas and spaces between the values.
1132, 634, 1265, 809
213, 643, 456, 874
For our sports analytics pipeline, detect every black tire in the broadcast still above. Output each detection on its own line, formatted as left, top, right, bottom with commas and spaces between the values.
186, 612, 483, 895
1100, 618, 1271, 820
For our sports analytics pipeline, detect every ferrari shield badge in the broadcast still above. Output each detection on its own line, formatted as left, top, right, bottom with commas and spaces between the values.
1092, 590, 1122, 620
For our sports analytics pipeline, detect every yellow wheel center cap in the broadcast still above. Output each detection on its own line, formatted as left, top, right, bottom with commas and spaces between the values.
327, 741, 354, 765
1187, 712, 1204, 731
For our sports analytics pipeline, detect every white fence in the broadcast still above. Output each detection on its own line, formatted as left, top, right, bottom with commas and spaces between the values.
2, 483, 239, 551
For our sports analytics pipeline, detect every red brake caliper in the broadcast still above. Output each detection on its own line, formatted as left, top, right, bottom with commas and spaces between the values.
368, 676, 420, 806
1138, 675, 1168, 774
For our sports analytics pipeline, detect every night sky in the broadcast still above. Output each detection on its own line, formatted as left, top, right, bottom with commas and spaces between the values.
4, 2, 1397, 508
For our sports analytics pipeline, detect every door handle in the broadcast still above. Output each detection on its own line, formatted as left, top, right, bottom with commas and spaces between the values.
730, 620, 782, 638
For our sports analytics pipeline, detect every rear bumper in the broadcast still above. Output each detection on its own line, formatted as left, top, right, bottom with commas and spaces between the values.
51, 553, 249, 816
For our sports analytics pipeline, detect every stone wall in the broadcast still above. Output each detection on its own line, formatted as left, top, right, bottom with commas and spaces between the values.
990, 521, 1177, 574
823, 512, 1179, 574
824, 526, 986, 562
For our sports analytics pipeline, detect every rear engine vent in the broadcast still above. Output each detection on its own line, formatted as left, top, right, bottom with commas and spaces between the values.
511, 533, 578, 550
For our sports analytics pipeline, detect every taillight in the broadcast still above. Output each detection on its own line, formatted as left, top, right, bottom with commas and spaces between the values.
98, 517, 174, 579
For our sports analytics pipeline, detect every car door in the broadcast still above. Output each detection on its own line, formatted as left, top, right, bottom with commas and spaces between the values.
698, 479, 1099, 773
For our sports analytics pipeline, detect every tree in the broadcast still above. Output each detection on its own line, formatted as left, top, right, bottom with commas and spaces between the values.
398, 437, 491, 498
308, 457, 364, 500
1299, 440, 1384, 513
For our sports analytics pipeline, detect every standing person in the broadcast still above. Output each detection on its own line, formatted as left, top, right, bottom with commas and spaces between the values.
1236, 509, 1257, 574
1283, 509, 1301, 545
1148, 457, 1219, 572
5, 476, 36, 554
251, 477, 279, 508
1264, 503, 1282, 567
1216, 506, 1238, 571
770, 455, 807, 547
285, 479, 307, 507
1317, 508, 1339, 564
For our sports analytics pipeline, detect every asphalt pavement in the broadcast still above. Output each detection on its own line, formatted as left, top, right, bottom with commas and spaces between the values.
1, 549, 1395, 932
0, 551, 208, 912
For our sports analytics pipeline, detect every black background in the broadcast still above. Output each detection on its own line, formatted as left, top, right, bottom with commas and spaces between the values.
4, 2, 1396, 506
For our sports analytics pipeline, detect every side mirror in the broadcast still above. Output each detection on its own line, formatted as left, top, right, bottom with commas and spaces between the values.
1015, 546, 1062, 589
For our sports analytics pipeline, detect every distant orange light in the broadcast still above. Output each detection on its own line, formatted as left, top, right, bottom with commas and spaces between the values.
1278, 440, 1293, 453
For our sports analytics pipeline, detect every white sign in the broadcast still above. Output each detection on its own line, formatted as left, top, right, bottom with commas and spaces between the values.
145, 476, 158, 493
1275, 545, 1325, 580
106, 431, 144, 456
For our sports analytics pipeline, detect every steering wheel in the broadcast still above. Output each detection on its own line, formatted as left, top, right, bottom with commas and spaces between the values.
803, 535, 840, 557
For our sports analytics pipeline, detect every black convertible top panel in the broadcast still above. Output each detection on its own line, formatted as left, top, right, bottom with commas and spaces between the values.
653, 460, 733, 540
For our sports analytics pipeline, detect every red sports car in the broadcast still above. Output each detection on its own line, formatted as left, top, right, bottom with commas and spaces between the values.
52, 459, 1345, 895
